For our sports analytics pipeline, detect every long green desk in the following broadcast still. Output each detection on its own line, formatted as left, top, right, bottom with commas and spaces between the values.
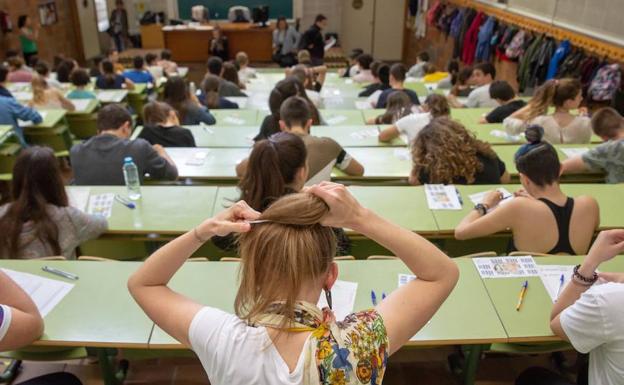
321, 109, 366, 125
164, 147, 249, 182
148, 259, 507, 349
94, 90, 129, 104
65, 98, 100, 116
211, 110, 259, 126
24, 109, 66, 129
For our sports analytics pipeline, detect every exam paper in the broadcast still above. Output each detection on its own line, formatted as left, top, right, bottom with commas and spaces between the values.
185, 150, 209, 166
468, 188, 514, 209
70, 99, 91, 112
355, 101, 372, 110
350, 128, 379, 140
538, 265, 574, 303
67, 187, 91, 212
317, 280, 358, 321
324, 36, 337, 51
425, 184, 462, 210
2, 268, 75, 317
97, 90, 122, 103
560, 148, 590, 158
18, 111, 47, 127
393, 148, 411, 161
326, 115, 348, 125
473, 256, 540, 278
87, 193, 114, 218
222, 116, 246, 125
398, 274, 417, 287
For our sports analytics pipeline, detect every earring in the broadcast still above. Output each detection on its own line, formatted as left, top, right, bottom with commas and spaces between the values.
324, 288, 333, 310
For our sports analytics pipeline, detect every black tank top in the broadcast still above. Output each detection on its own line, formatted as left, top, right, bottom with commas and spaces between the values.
508, 197, 576, 255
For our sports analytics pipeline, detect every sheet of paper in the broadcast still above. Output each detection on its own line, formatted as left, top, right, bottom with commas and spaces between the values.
324, 36, 337, 51
425, 184, 462, 210
2, 268, 75, 317
67, 187, 90, 212
87, 193, 114, 218
490, 129, 523, 142
222, 116, 246, 125
326, 115, 348, 125
97, 90, 122, 102
18, 111, 48, 126
398, 274, 417, 287
350, 128, 379, 140
355, 100, 372, 110
560, 147, 590, 158
185, 150, 209, 166
393, 148, 411, 161
473, 256, 539, 279
468, 188, 514, 211
317, 280, 358, 321
70, 99, 91, 112
13, 91, 33, 101
538, 265, 574, 303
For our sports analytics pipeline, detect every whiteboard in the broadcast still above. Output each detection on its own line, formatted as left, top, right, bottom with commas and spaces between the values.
553, 0, 624, 45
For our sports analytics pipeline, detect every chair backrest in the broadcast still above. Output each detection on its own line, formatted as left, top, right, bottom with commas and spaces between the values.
508, 251, 555, 257
228, 6, 251, 22
36, 256, 67, 261
457, 251, 497, 259
220, 257, 241, 262
367, 256, 398, 260
188, 257, 209, 262
334, 255, 355, 261
77, 256, 115, 261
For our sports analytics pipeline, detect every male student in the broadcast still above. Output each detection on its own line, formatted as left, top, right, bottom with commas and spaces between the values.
561, 107, 624, 183
448, 62, 497, 108
123, 56, 155, 85
406, 51, 430, 78
299, 14, 328, 66
70, 104, 178, 185
0, 94, 41, 147
479, 80, 527, 123
358, 62, 390, 98
206, 57, 246, 97
236, 96, 364, 181
375, 63, 420, 108
0, 65, 13, 98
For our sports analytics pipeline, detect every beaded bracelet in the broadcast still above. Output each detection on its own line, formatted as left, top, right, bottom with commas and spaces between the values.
572, 264, 598, 286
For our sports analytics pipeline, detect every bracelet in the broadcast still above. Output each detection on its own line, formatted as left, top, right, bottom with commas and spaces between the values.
572, 264, 598, 286
193, 227, 208, 244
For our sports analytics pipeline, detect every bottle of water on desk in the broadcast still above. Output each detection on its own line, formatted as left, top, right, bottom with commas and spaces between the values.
123, 157, 142, 200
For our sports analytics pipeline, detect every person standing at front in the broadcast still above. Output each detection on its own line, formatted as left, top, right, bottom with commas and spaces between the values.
299, 14, 327, 66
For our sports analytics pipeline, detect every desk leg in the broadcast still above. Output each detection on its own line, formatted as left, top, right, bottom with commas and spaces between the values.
96, 348, 129, 385
460, 344, 486, 385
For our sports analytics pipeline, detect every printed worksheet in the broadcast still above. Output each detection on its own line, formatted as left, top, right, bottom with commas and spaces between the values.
97, 90, 123, 103
560, 148, 590, 158
87, 193, 114, 218
473, 256, 540, 278
398, 274, 417, 287
317, 280, 358, 321
538, 265, 574, 303
425, 184, 462, 210
67, 187, 91, 212
350, 128, 379, 140
468, 188, 514, 209
2, 268, 75, 317
326, 115, 348, 125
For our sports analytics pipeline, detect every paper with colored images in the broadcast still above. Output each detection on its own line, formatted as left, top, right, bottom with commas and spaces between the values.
87, 193, 114, 218
473, 256, 539, 279
2, 268, 75, 317
425, 184, 462, 210
317, 280, 357, 321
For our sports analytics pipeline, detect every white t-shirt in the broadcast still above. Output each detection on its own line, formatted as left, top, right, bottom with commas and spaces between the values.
189, 307, 310, 385
0, 305, 12, 342
395, 112, 432, 145
465, 84, 497, 108
560, 282, 624, 385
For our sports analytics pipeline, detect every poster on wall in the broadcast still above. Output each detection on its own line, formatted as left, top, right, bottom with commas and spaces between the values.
38, 1, 58, 26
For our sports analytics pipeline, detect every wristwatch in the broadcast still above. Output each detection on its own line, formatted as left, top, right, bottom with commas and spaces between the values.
474, 203, 488, 216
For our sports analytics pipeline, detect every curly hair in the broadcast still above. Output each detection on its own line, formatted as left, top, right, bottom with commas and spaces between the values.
410, 118, 497, 184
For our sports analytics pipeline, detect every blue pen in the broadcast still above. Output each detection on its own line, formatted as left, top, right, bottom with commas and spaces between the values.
382, 292, 387, 300
115, 194, 135, 209
455, 188, 464, 206
555, 274, 565, 301
371, 290, 377, 306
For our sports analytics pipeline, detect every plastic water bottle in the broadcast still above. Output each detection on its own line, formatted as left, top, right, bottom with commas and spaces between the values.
122, 157, 142, 200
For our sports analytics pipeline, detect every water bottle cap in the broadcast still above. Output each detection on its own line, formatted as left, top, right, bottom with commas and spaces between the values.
124, 157, 133, 163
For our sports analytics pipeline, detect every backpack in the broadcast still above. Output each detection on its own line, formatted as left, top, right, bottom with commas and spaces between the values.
588, 63, 622, 101
505, 30, 526, 59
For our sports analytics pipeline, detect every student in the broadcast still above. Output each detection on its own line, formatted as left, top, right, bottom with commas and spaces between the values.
422, 63, 449, 84
0, 65, 13, 98
288, 64, 325, 107
96, 59, 134, 90
55, 59, 76, 83
89, 54, 104, 77
206, 57, 246, 97
66, 69, 97, 99
0, 94, 42, 147
449, 66, 474, 97
70, 103, 178, 185
123, 56, 155, 85
455, 125, 599, 255
213, 132, 350, 255
222, 62, 245, 90
375, 63, 420, 108
296, 49, 312, 67
254, 77, 321, 141
128, 183, 459, 385
503, 78, 592, 144
352, 53, 374, 83
437, 59, 459, 89
200, 74, 239, 109
409, 117, 510, 185
164, 76, 215, 125
235, 52, 256, 83
158, 49, 178, 76
272, 17, 300, 68
448, 62, 497, 108
241, 96, 364, 182
34, 61, 62, 89
298, 14, 328, 65
139, 101, 195, 147
29, 75, 75, 111
367, 91, 412, 125
379, 93, 450, 144
145, 53, 163, 84
0, 146, 107, 259
406, 51, 430, 78
209, 26, 229, 61
562, 107, 624, 183
341, 48, 363, 78
359, 62, 390, 98
107, 48, 124, 74
6, 57, 32, 83
479, 80, 527, 124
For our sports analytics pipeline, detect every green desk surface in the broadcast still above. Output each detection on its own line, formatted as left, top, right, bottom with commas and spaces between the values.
67, 186, 218, 235
404, 81, 429, 96
322, 97, 368, 110
211, 110, 259, 126
321, 109, 366, 125
66, 99, 99, 115
165, 147, 250, 180
483, 255, 624, 343
0, 125, 11, 144
26, 109, 66, 128
0, 260, 152, 348
149, 259, 507, 348
361, 109, 386, 122
311, 125, 406, 147
128, 84, 147, 95
94, 90, 128, 103
332, 147, 411, 181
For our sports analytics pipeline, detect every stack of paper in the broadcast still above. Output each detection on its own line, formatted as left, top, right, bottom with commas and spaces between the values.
425, 184, 462, 210
317, 280, 358, 320
473, 256, 540, 279
2, 268, 75, 317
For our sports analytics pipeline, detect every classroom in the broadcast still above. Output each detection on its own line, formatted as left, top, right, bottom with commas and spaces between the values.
0, 0, 623, 384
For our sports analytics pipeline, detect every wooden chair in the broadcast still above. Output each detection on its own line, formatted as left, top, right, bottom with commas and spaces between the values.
78, 256, 115, 262
220, 257, 241, 262
508, 251, 555, 257
188, 257, 209, 262
334, 256, 355, 261
35, 256, 66, 261
457, 251, 497, 259
366, 256, 398, 260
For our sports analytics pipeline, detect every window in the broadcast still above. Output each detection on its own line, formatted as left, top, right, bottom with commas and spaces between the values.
95, 0, 109, 33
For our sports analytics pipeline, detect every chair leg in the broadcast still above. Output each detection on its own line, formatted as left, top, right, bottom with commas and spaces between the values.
0, 360, 21, 383
96, 349, 129, 385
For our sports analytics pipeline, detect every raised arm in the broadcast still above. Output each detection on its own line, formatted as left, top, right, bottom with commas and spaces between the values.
454, 190, 517, 240
308, 182, 459, 355
0, 270, 44, 351
128, 202, 260, 347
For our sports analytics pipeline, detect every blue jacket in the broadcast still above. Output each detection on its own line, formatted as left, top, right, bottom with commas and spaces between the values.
0, 96, 42, 128
475, 16, 497, 62
546, 40, 571, 80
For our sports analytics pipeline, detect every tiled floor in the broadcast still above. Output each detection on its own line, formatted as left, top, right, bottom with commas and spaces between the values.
4, 348, 578, 385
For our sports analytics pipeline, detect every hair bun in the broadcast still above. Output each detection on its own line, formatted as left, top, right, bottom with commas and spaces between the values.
524, 125, 544, 144
260, 193, 329, 226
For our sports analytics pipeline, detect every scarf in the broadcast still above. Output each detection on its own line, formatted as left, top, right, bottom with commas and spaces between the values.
250, 301, 388, 385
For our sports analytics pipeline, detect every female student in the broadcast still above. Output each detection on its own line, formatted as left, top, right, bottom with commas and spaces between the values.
378, 94, 450, 144
96, 59, 134, 90
128, 182, 459, 385
55, 59, 77, 84
17, 15, 38, 65
28, 75, 75, 111
164, 76, 215, 126
288, 64, 326, 107
409, 118, 511, 185
201, 75, 239, 109
367, 91, 412, 125
503, 78, 592, 144
455, 125, 599, 255
209, 27, 229, 61
235, 52, 256, 83
222, 62, 245, 90
0, 146, 108, 259
272, 16, 300, 67
66, 69, 97, 99
449, 66, 474, 97
139, 101, 195, 147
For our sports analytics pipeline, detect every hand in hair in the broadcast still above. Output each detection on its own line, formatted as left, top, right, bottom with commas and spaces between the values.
199, 201, 261, 238
305, 182, 367, 229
